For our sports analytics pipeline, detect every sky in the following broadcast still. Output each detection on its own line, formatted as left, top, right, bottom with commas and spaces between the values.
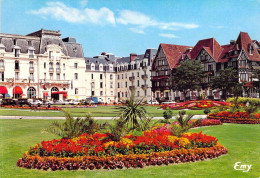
1, 0, 260, 57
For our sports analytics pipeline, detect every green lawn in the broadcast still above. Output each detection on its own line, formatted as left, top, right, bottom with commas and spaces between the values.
0, 106, 205, 117
0, 119, 259, 178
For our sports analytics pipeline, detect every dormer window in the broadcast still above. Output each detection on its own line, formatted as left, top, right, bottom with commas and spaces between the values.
13, 39, 17, 45
249, 45, 254, 55
15, 49, 20, 57
28, 41, 32, 46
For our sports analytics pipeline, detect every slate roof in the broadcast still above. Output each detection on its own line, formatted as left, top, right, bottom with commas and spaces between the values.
116, 54, 144, 64
0, 29, 84, 58
160, 43, 192, 69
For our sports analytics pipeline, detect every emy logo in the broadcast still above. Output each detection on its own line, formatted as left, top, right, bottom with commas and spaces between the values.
234, 162, 252, 172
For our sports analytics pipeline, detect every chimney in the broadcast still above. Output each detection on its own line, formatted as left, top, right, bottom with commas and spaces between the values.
130, 53, 137, 62
230, 40, 235, 45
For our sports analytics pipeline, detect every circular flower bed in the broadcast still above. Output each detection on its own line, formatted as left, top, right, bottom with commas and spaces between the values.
207, 111, 260, 124
17, 129, 228, 171
161, 100, 232, 110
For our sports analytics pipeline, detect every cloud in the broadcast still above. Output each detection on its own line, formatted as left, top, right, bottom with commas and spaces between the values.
29, 2, 198, 33
129, 28, 145, 34
80, 0, 88, 7
210, 25, 225, 29
29, 2, 115, 25
159, 33, 179, 38
116, 10, 199, 33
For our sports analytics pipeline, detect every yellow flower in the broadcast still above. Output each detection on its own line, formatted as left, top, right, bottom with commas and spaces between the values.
104, 141, 116, 148
178, 137, 190, 147
167, 136, 178, 143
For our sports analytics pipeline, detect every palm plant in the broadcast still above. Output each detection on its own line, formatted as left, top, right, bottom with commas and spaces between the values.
42, 111, 105, 138
116, 90, 149, 130
171, 111, 201, 137
107, 119, 128, 141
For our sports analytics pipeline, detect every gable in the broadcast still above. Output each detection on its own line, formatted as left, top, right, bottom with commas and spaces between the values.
196, 48, 215, 63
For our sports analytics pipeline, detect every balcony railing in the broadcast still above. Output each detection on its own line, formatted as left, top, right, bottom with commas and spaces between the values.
141, 74, 148, 80
129, 86, 135, 90
39, 79, 70, 84
14, 66, 20, 71
29, 67, 34, 72
56, 68, 61, 73
129, 76, 135, 81
49, 67, 54, 72
141, 84, 148, 89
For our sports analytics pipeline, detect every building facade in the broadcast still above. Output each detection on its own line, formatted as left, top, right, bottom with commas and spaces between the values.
151, 32, 260, 101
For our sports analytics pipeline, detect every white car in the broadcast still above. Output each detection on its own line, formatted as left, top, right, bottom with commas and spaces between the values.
45, 100, 53, 105
161, 101, 176, 104
29, 100, 43, 106
149, 100, 159, 105
54, 100, 70, 105
69, 100, 80, 105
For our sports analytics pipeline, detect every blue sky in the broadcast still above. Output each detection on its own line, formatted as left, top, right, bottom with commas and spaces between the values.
1, 0, 260, 57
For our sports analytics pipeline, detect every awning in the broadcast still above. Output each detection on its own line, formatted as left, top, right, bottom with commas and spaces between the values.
13, 86, 23, 94
0, 86, 8, 94
244, 82, 253, 87
43, 93, 49, 97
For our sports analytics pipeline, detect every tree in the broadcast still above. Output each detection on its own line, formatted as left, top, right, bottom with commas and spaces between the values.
170, 60, 206, 101
210, 67, 239, 100
115, 90, 149, 130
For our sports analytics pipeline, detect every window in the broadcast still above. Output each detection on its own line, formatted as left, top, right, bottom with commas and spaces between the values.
121, 74, 124, 79
91, 74, 94, 79
125, 92, 127, 97
44, 73, 46, 79
91, 64, 95, 71
63, 63, 65, 69
100, 91, 103, 96
50, 73, 53, 80
122, 92, 124, 97
208, 65, 212, 71
137, 80, 140, 87
125, 82, 127, 87
15, 72, 19, 80
29, 73, 34, 81
74, 63, 78, 68
44, 62, 46, 69
28, 41, 32, 46
75, 88, 78, 94
63, 73, 65, 80
49, 51, 53, 59
118, 75, 120, 79
110, 91, 113, 95
137, 72, 139, 77
56, 73, 60, 80
137, 91, 140, 96
144, 90, 147, 96
110, 82, 113, 88
15, 61, 19, 70
49, 62, 53, 69
110, 74, 113, 79
92, 91, 95, 96
29, 50, 34, 58
15, 49, 20, 57
29, 61, 34, 69
100, 82, 103, 88
125, 73, 127, 79
0, 72, 4, 81
0, 60, 4, 69
100, 74, 103, 79
27, 87, 36, 99
56, 62, 60, 70
118, 83, 120, 88
74, 73, 78, 80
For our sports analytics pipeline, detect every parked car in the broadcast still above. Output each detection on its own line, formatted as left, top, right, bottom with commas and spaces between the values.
161, 100, 176, 105
69, 100, 80, 105
45, 100, 53, 105
148, 100, 159, 105
54, 100, 70, 105
28, 100, 43, 106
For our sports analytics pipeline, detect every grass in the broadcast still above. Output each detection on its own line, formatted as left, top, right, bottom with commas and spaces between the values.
0, 119, 259, 178
0, 106, 205, 117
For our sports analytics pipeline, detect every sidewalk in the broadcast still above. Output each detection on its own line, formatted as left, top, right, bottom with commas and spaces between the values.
0, 115, 207, 120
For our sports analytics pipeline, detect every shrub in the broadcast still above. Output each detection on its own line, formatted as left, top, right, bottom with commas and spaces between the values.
204, 108, 211, 115
163, 109, 173, 120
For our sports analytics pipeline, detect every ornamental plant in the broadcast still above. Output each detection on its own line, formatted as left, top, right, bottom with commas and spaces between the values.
163, 108, 173, 120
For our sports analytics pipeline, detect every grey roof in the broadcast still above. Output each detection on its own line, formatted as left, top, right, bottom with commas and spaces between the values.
116, 54, 144, 64
85, 57, 114, 65
0, 29, 84, 58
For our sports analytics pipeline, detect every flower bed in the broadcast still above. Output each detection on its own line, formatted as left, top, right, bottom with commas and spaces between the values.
1, 105, 62, 110
161, 100, 232, 110
207, 111, 260, 124
17, 129, 227, 171
57, 105, 97, 108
